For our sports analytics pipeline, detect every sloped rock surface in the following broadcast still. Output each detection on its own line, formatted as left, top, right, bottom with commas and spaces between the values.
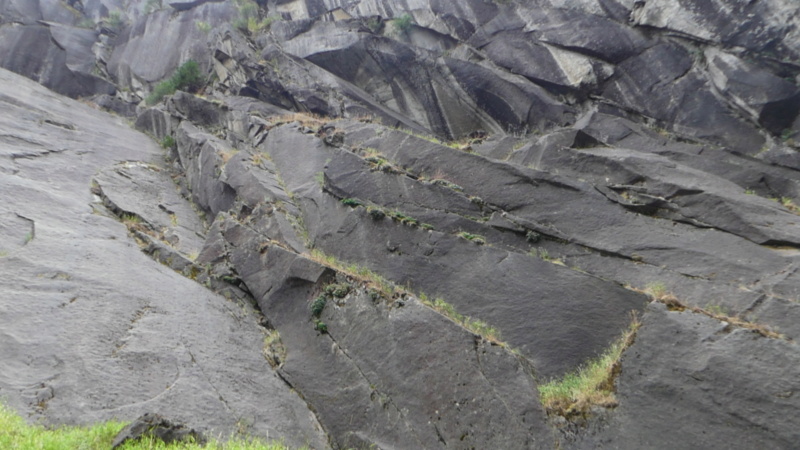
570, 303, 800, 450
0, 68, 327, 448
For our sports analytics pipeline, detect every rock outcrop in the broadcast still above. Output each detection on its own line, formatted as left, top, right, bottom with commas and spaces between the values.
1, 0, 800, 448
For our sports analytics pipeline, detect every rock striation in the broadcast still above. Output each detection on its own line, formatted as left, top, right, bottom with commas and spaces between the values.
1, 0, 800, 448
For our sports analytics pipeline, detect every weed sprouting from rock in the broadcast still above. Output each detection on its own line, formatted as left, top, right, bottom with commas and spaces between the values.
341, 198, 363, 207
311, 295, 327, 318
146, 60, 203, 105
394, 14, 414, 34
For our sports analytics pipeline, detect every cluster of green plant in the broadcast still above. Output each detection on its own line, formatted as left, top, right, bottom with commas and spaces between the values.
0, 402, 296, 449
308, 250, 505, 344
161, 135, 176, 149
340, 198, 431, 229
324, 283, 351, 298
640, 282, 785, 340
309, 249, 398, 299
146, 60, 203, 106
538, 315, 640, 416
233, 0, 279, 34
529, 247, 550, 260
430, 178, 463, 192
525, 230, 541, 243
196, 21, 212, 33
77, 17, 95, 29
314, 320, 328, 333
107, 10, 124, 32
778, 196, 799, 214
121, 213, 142, 224
143, 0, 163, 14
365, 16, 382, 33
393, 14, 414, 33
310, 295, 327, 318
457, 231, 485, 245
364, 155, 402, 174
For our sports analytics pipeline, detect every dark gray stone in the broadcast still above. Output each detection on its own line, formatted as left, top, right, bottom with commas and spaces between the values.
0, 68, 327, 449
111, 413, 205, 448
571, 302, 800, 449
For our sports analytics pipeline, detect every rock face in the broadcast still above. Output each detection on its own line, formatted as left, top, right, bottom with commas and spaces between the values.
1, 0, 800, 449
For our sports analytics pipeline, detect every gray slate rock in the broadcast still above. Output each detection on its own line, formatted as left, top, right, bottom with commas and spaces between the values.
571, 302, 800, 450
0, 67, 328, 449
111, 413, 205, 448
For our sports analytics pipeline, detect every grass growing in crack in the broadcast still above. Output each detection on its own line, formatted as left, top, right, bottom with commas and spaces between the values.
538, 314, 641, 417
423, 298, 501, 343
262, 330, 286, 369
0, 402, 298, 449
393, 13, 414, 34
779, 196, 799, 214
145, 60, 203, 106
161, 135, 176, 149
640, 282, 786, 340
121, 213, 142, 225
308, 251, 504, 344
309, 249, 398, 299
457, 231, 485, 245
341, 198, 363, 207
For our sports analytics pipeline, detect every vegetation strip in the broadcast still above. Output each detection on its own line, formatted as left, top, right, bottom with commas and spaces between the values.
643, 282, 786, 340
306, 250, 501, 343
0, 403, 296, 449
538, 314, 641, 417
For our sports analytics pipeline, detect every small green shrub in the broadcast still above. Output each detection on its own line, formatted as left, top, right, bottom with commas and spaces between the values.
161, 135, 176, 149
311, 296, 327, 317
196, 21, 212, 33
314, 171, 325, 187
324, 283, 351, 298
366, 17, 382, 33
107, 10, 124, 31
341, 198, 363, 207
143, 0, 162, 14
314, 320, 328, 333
146, 60, 203, 105
458, 232, 485, 245
367, 206, 386, 220
77, 18, 95, 29
394, 14, 414, 33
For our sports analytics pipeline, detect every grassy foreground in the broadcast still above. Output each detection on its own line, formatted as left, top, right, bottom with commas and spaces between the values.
0, 403, 293, 450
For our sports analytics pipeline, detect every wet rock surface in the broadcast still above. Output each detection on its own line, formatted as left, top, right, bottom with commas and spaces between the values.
2, 0, 800, 448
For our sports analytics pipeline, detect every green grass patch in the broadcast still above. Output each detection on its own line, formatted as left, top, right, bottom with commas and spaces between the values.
423, 298, 501, 343
0, 402, 298, 449
538, 315, 641, 417
146, 60, 203, 106
457, 231, 485, 245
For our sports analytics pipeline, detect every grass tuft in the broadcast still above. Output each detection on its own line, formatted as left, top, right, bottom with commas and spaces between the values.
538, 314, 641, 417
423, 298, 501, 343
